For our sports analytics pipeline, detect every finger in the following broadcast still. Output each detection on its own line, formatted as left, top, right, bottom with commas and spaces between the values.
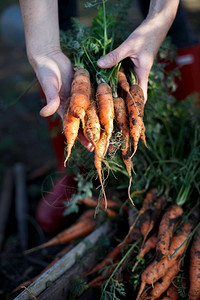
78, 131, 94, 152
133, 65, 150, 103
97, 41, 131, 69
40, 96, 60, 117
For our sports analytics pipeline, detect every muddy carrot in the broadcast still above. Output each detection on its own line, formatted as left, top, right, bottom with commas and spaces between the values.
83, 89, 100, 146
126, 83, 145, 156
188, 226, 200, 300
132, 234, 157, 272
156, 205, 183, 262
114, 96, 133, 203
136, 222, 193, 300
166, 284, 180, 300
151, 262, 180, 299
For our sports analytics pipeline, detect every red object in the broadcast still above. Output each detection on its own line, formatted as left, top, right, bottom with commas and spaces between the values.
168, 43, 200, 104
36, 174, 77, 232
39, 86, 65, 171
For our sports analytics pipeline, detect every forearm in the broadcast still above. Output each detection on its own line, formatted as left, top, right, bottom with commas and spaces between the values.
19, 0, 60, 65
143, 0, 180, 53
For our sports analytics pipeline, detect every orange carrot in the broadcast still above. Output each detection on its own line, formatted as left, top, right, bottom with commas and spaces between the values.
94, 131, 108, 208
96, 82, 114, 155
25, 210, 96, 254
87, 260, 120, 287
156, 205, 183, 262
79, 197, 117, 218
136, 222, 193, 300
126, 84, 145, 156
83, 96, 100, 146
114, 97, 132, 178
118, 69, 130, 93
69, 68, 91, 126
166, 284, 180, 300
87, 247, 122, 276
140, 123, 147, 148
151, 262, 180, 299
139, 234, 158, 259
63, 102, 80, 166
114, 96, 133, 203
140, 189, 157, 214
132, 234, 157, 272
188, 226, 200, 300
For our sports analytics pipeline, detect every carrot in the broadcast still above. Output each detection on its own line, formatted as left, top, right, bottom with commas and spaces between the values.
96, 82, 114, 155
166, 284, 180, 300
139, 234, 158, 259
156, 205, 183, 262
140, 189, 157, 214
151, 262, 180, 299
79, 197, 117, 218
63, 103, 80, 166
188, 226, 200, 300
140, 210, 152, 239
87, 247, 122, 276
140, 123, 147, 148
94, 131, 108, 209
69, 68, 91, 126
136, 222, 193, 300
113, 96, 133, 203
118, 69, 130, 93
87, 260, 120, 288
132, 234, 157, 272
25, 210, 96, 254
140, 195, 167, 243
83, 93, 100, 146
126, 84, 145, 156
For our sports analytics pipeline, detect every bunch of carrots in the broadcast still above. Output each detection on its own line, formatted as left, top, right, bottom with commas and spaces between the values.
62, 66, 147, 206
60, 0, 148, 205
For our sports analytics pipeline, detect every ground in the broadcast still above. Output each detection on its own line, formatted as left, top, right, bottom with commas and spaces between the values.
0, 0, 199, 299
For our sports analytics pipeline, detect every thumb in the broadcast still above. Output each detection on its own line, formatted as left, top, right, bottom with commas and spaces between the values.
97, 42, 130, 69
39, 81, 61, 118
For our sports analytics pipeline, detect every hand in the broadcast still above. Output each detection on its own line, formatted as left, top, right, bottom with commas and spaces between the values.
31, 50, 94, 151
97, 19, 167, 102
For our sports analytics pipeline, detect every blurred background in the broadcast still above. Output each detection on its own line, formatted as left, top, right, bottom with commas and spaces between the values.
0, 0, 199, 299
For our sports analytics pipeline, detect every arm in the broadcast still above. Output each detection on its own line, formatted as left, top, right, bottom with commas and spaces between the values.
19, 0, 93, 150
97, 0, 180, 101
19, 0, 73, 118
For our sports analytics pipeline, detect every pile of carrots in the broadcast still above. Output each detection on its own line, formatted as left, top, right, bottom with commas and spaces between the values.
84, 189, 200, 299
63, 67, 147, 205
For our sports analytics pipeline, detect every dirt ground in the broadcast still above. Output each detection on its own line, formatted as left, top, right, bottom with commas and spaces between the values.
0, 0, 200, 299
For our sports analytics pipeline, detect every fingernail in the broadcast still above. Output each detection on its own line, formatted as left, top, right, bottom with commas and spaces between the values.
97, 58, 107, 68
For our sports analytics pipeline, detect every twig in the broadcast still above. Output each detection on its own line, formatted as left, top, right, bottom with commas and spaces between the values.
14, 163, 28, 251
0, 168, 13, 250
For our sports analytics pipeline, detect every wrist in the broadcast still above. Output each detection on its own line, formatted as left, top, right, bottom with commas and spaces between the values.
27, 46, 62, 69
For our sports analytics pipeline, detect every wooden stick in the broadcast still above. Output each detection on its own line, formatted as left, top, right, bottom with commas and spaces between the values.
14, 163, 28, 251
0, 168, 13, 250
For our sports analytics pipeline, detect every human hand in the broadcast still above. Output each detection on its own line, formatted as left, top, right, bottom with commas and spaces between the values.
97, 19, 170, 102
30, 50, 94, 151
